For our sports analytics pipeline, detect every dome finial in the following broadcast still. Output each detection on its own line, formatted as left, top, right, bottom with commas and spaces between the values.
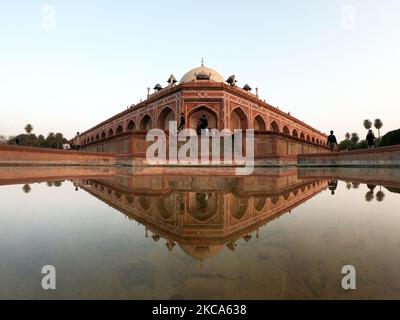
201, 57, 204, 67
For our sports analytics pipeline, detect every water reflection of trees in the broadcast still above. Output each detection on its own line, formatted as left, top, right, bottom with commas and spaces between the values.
364, 184, 386, 202
46, 181, 63, 187
22, 184, 31, 193
351, 182, 360, 189
333, 181, 388, 202
376, 187, 385, 202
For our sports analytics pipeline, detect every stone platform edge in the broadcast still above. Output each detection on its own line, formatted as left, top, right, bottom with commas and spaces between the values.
0, 144, 116, 166
297, 145, 400, 167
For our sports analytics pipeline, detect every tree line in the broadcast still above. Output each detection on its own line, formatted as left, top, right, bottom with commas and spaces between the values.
2, 124, 69, 149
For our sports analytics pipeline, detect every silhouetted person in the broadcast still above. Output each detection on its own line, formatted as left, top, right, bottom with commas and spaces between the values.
75, 132, 81, 151
15, 136, 20, 146
327, 130, 337, 152
200, 115, 208, 130
178, 112, 185, 132
366, 130, 375, 149
196, 119, 202, 135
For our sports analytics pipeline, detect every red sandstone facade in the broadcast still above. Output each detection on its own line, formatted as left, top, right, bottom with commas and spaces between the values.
77, 65, 328, 164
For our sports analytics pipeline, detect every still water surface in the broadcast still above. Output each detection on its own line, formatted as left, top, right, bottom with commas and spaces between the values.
0, 166, 400, 299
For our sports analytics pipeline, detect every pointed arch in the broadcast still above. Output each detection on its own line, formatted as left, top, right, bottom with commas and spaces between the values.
108, 128, 114, 137
140, 114, 152, 130
158, 106, 175, 131
95, 133, 100, 141
101, 131, 106, 139
126, 120, 136, 131
292, 129, 298, 138
230, 107, 248, 130
116, 124, 123, 135
188, 105, 218, 130
300, 132, 305, 140
282, 125, 290, 135
253, 115, 266, 131
270, 120, 280, 132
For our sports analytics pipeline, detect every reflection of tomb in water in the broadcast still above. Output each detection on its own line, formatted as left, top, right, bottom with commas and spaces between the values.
77, 172, 328, 261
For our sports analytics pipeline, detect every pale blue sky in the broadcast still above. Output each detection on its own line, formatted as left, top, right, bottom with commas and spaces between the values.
1, 0, 399, 140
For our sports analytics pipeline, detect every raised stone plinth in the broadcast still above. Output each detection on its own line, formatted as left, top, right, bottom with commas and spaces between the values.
298, 145, 400, 168
0, 144, 116, 166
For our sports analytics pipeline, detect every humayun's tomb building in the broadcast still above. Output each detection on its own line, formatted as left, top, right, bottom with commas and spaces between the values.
76, 63, 328, 165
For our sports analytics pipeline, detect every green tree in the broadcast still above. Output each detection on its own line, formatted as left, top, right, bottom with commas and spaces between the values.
374, 119, 383, 138
45, 132, 55, 148
345, 132, 351, 140
363, 119, 372, 130
54, 133, 66, 149
350, 132, 359, 144
36, 134, 46, 147
339, 139, 355, 151
356, 139, 368, 149
379, 129, 400, 147
25, 124, 33, 134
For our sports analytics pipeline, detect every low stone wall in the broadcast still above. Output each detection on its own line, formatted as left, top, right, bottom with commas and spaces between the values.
298, 145, 400, 167
0, 144, 116, 166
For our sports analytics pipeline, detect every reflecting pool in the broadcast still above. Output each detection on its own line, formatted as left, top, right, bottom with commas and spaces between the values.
0, 166, 400, 299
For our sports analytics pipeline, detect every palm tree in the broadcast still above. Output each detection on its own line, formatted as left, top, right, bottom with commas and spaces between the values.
363, 119, 372, 130
365, 191, 374, 202
376, 186, 385, 202
374, 119, 383, 138
24, 124, 33, 134
345, 132, 351, 140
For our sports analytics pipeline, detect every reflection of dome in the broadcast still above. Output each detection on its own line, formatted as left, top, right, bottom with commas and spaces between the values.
178, 244, 225, 261
180, 66, 225, 84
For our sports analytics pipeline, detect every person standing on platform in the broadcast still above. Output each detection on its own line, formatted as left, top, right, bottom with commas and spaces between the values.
178, 112, 185, 132
200, 114, 208, 135
366, 129, 375, 149
327, 130, 338, 152
75, 132, 81, 151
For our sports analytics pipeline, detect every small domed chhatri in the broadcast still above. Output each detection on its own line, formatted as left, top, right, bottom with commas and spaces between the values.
179, 65, 225, 84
